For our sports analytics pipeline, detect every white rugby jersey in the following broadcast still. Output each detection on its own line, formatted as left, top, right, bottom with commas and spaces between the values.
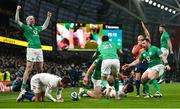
107, 85, 125, 97
35, 73, 62, 88
32, 73, 62, 102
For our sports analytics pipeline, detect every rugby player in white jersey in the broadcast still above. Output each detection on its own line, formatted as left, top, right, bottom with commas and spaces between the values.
16, 73, 71, 102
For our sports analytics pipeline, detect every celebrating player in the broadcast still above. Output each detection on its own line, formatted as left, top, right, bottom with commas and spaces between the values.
158, 24, 173, 84
122, 38, 170, 98
15, 5, 52, 90
131, 21, 150, 97
16, 73, 71, 102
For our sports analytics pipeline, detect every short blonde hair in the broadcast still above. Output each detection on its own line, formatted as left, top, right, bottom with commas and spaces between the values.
137, 35, 144, 41
26, 16, 34, 25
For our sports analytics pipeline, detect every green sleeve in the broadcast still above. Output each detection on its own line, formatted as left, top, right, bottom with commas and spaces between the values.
139, 52, 144, 62
20, 23, 28, 31
36, 26, 43, 32
101, 81, 109, 87
165, 33, 170, 41
156, 47, 163, 57
96, 47, 101, 56
93, 58, 99, 65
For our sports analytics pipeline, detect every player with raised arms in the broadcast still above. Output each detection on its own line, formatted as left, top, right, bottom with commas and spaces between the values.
15, 5, 52, 91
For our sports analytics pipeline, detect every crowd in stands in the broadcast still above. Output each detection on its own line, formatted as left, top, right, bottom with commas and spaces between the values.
0, 43, 89, 88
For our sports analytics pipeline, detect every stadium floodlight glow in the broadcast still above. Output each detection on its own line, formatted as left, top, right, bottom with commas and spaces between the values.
160, 5, 164, 9
157, 4, 161, 8
142, 0, 176, 15
169, 9, 172, 12
149, 0, 153, 5
153, 2, 157, 6
145, 0, 149, 3
164, 7, 168, 11
172, 10, 176, 14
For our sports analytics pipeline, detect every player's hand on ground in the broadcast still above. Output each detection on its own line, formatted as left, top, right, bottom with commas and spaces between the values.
165, 65, 171, 71
122, 64, 130, 70
47, 11, 52, 17
17, 5, 21, 11
56, 98, 64, 103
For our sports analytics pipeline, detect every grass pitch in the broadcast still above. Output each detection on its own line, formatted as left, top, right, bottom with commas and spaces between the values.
0, 83, 180, 108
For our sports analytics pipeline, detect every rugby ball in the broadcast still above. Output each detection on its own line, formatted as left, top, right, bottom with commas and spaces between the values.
71, 92, 79, 101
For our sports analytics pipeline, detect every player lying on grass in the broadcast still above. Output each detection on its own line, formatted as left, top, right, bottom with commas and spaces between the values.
0, 80, 22, 92
122, 38, 171, 98
16, 73, 71, 102
0, 66, 31, 92
79, 76, 134, 99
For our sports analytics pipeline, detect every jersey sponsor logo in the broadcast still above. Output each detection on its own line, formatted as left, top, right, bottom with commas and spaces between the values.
146, 56, 150, 61
33, 29, 38, 35
104, 44, 112, 49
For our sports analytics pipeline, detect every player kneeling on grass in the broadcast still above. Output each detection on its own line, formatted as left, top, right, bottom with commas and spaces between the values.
78, 76, 134, 99
122, 38, 171, 98
16, 73, 71, 102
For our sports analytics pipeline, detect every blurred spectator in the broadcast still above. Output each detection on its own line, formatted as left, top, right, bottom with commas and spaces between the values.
68, 64, 79, 88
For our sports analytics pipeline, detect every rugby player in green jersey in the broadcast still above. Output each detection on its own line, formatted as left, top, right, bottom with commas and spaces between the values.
158, 24, 173, 84
95, 36, 122, 99
83, 56, 102, 89
132, 21, 150, 97
15, 5, 52, 90
122, 38, 170, 98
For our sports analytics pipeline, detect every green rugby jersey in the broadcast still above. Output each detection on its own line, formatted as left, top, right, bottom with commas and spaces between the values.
21, 23, 43, 48
92, 57, 102, 80
139, 45, 163, 68
97, 41, 119, 60
160, 31, 170, 49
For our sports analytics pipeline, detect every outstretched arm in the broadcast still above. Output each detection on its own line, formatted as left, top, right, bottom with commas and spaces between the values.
42, 11, 52, 30
141, 21, 150, 39
15, 5, 23, 27
83, 64, 96, 85
122, 59, 140, 70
